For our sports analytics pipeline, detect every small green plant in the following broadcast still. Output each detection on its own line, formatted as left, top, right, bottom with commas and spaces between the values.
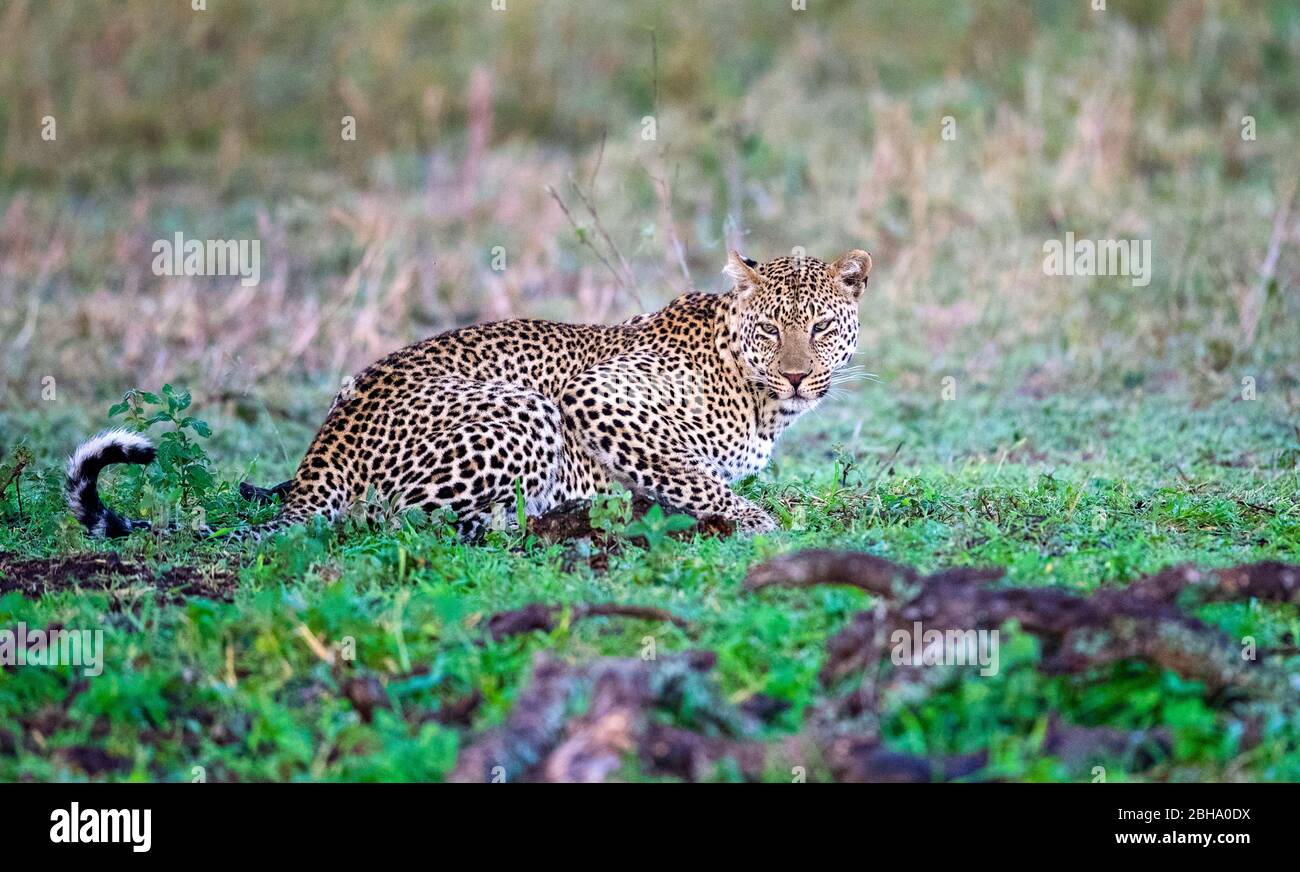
0, 442, 35, 520
622, 503, 696, 552
108, 384, 215, 513
588, 485, 633, 539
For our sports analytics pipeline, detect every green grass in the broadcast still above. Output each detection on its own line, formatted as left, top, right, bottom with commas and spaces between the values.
2, 385, 1295, 782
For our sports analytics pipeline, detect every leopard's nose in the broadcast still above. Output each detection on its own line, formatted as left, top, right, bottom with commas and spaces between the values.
782, 370, 808, 389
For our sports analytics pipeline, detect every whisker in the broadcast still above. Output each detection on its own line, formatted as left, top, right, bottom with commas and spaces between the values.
830, 372, 879, 385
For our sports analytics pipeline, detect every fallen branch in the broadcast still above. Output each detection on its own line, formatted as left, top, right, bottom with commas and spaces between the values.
744, 549, 920, 597
450, 652, 997, 783
486, 602, 689, 641
450, 651, 728, 783
744, 552, 1299, 698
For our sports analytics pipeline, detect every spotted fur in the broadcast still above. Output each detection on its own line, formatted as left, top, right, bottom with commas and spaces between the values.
67, 249, 870, 539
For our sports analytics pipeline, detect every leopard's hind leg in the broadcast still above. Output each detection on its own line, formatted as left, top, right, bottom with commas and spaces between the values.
240, 375, 570, 541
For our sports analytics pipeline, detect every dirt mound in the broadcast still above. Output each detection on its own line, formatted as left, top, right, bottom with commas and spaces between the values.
528, 491, 736, 543
0, 551, 237, 603
524, 490, 735, 571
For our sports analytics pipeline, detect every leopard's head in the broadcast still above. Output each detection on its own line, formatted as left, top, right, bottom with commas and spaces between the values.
726, 249, 870, 411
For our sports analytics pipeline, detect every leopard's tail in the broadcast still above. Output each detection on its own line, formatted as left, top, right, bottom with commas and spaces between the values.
65, 428, 156, 538
65, 429, 336, 542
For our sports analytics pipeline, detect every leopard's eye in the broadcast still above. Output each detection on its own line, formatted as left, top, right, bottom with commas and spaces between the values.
756, 322, 780, 339
811, 318, 836, 335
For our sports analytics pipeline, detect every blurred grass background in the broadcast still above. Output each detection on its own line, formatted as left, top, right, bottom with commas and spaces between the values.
0, 0, 1296, 415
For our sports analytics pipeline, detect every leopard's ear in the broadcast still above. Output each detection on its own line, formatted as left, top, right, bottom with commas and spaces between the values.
830, 249, 872, 299
723, 250, 761, 296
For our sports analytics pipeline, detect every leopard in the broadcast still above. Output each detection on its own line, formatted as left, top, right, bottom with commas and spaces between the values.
66, 248, 871, 541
